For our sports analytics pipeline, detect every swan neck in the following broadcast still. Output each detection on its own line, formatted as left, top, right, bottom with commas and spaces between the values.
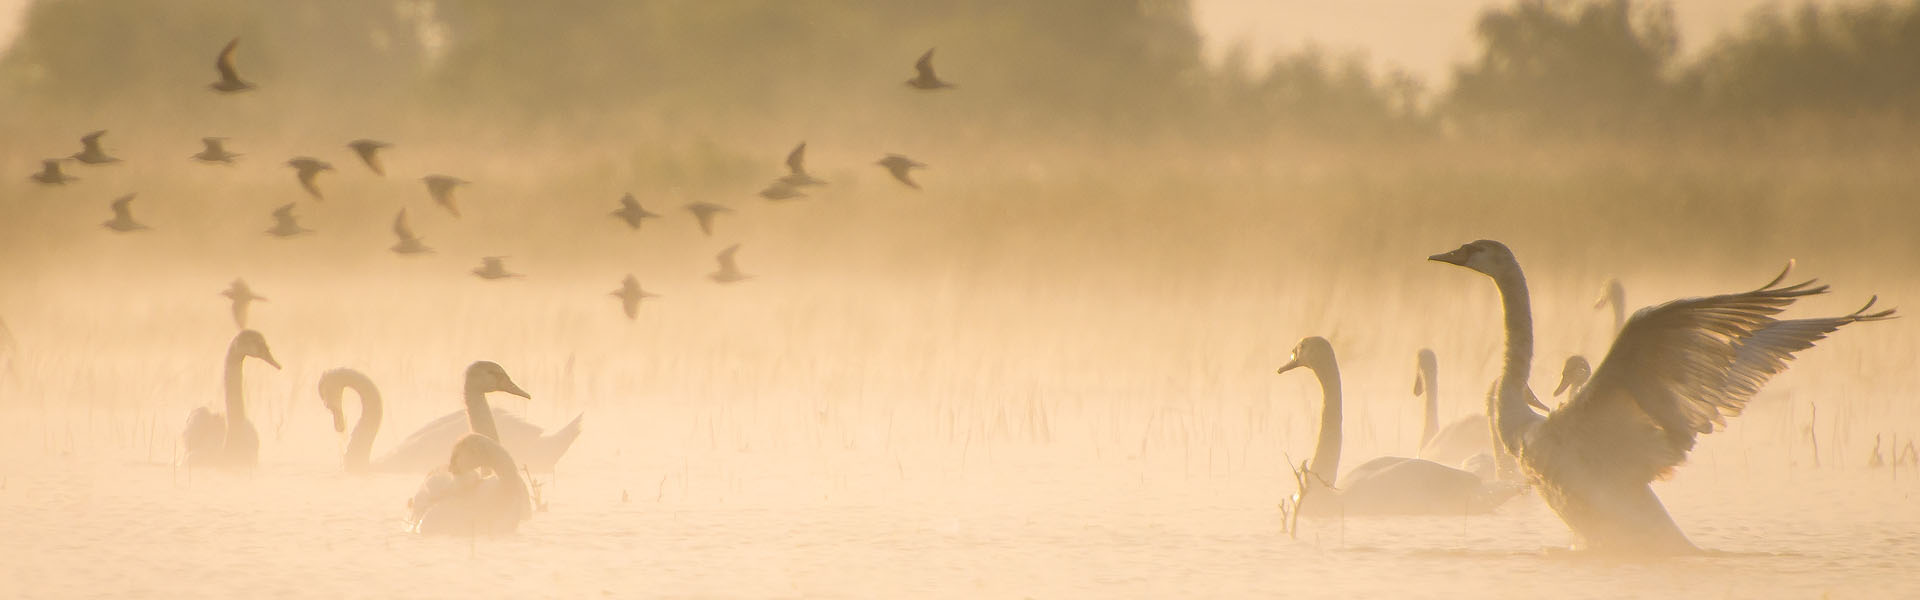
343, 378, 383, 470
1307, 362, 1343, 486
465, 387, 502, 442
1492, 266, 1535, 453
1419, 367, 1438, 446
222, 350, 247, 428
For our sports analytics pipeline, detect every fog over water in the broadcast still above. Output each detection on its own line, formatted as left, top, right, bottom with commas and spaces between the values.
1, 1, 1918, 597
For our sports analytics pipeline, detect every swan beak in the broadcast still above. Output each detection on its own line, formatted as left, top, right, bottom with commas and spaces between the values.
1276, 357, 1303, 375
258, 350, 281, 370
1526, 391, 1549, 411
501, 380, 531, 399
1413, 373, 1424, 396
1428, 247, 1470, 266
1592, 295, 1607, 309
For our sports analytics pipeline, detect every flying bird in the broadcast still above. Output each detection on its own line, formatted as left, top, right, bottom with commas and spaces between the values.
102, 194, 148, 232
31, 159, 76, 185
876, 154, 926, 190
685, 202, 731, 237
193, 138, 240, 163
220, 279, 265, 328
778, 142, 827, 187
210, 38, 254, 93
611, 193, 660, 230
423, 175, 468, 217
266, 203, 311, 237
287, 157, 332, 200
390, 209, 432, 255
758, 181, 806, 201
906, 48, 955, 90
472, 257, 520, 280
709, 244, 750, 284
72, 130, 120, 164
610, 275, 658, 319
347, 139, 391, 176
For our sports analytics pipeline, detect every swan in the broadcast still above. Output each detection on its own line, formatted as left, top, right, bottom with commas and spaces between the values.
1431, 240, 1894, 553
1555, 355, 1591, 399
318, 366, 582, 472
181, 330, 280, 468
406, 433, 533, 535
1413, 349, 1492, 470
1277, 337, 1520, 516
1596, 278, 1627, 333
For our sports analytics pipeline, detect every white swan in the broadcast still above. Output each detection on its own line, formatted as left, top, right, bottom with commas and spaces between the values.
1431, 240, 1894, 553
407, 433, 533, 535
1278, 337, 1520, 516
318, 367, 582, 472
405, 362, 536, 535
181, 330, 280, 468
1413, 349, 1492, 470
1596, 278, 1627, 333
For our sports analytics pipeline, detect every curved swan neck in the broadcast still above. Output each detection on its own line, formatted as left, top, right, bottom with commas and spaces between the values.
1418, 365, 1439, 446
1491, 265, 1536, 454
465, 387, 502, 442
1307, 361, 1343, 486
328, 371, 384, 470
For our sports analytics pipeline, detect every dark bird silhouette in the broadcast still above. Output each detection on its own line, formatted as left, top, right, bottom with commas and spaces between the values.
347, 140, 391, 176
906, 48, 955, 90
210, 38, 254, 93
758, 182, 806, 201
685, 202, 731, 237
876, 154, 926, 190
287, 157, 332, 200
194, 138, 240, 163
72, 130, 120, 164
221, 279, 265, 328
610, 274, 657, 319
710, 244, 750, 284
103, 194, 148, 232
423, 175, 468, 217
472, 256, 520, 280
390, 209, 432, 255
778, 142, 827, 187
612, 193, 660, 230
266, 203, 311, 237
31, 159, 76, 185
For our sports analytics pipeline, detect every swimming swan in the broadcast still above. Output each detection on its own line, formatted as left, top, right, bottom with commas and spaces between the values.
1431, 240, 1893, 553
318, 367, 582, 472
181, 330, 280, 468
406, 433, 533, 535
1278, 337, 1520, 516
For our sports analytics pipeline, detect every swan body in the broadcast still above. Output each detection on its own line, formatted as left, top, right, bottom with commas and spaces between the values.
405, 362, 537, 535
320, 366, 580, 473
181, 330, 280, 468
1432, 240, 1894, 554
1278, 337, 1519, 517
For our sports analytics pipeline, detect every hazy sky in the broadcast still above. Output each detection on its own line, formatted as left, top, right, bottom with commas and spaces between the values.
0, 0, 1833, 84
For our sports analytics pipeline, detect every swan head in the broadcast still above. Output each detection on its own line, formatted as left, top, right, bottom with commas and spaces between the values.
1427, 240, 1517, 278
1555, 355, 1591, 397
1595, 279, 1625, 309
465, 361, 530, 399
1276, 336, 1335, 375
1414, 348, 1437, 395
230, 330, 280, 369
317, 368, 359, 432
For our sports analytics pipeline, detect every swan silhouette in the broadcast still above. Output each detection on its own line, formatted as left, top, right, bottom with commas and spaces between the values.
181, 330, 280, 468
405, 362, 538, 535
320, 365, 582, 473
1278, 337, 1520, 516
1431, 240, 1894, 553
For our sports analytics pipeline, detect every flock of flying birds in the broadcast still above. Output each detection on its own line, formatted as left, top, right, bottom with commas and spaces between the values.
29, 39, 955, 321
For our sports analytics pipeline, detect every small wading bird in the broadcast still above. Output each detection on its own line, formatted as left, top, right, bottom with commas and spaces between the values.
221, 279, 264, 328
876, 154, 925, 190
778, 142, 827, 187
180, 330, 280, 468
31, 159, 75, 185
611, 193, 659, 230
472, 256, 520, 280
390, 209, 431, 255
685, 202, 730, 237
423, 175, 467, 217
347, 139, 391, 175
266, 203, 310, 238
71, 130, 120, 164
1430, 240, 1895, 554
287, 157, 332, 200
102, 194, 147, 232
193, 137, 239, 163
905, 48, 954, 90
611, 274, 657, 319
1277, 337, 1522, 516
209, 38, 253, 93
758, 181, 805, 201
710, 244, 750, 284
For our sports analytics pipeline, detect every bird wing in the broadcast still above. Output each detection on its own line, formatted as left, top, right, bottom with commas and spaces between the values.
111, 194, 134, 217
393, 209, 414, 239
216, 38, 241, 81
619, 193, 639, 211
272, 203, 295, 219
81, 130, 106, 152
786, 142, 807, 175
1542, 263, 1830, 483
915, 48, 937, 79
1721, 297, 1895, 397
716, 244, 740, 271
